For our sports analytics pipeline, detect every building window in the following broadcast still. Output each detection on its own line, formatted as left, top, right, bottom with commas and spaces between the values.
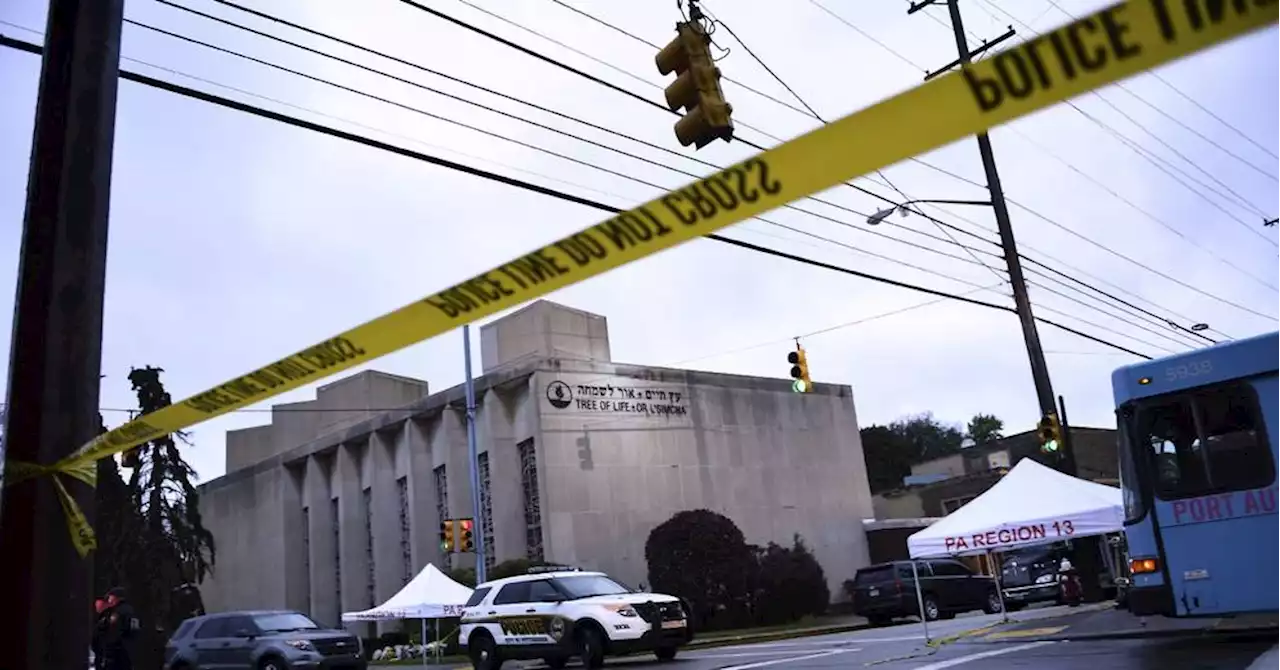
519, 439, 544, 561
941, 495, 976, 515
363, 488, 375, 607
331, 498, 341, 612
478, 452, 495, 572
397, 477, 412, 585
302, 506, 311, 607
434, 464, 449, 529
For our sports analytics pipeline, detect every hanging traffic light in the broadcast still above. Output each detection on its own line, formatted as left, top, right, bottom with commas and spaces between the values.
458, 518, 475, 553
1037, 413, 1062, 454
439, 519, 456, 553
655, 19, 733, 149
788, 344, 812, 393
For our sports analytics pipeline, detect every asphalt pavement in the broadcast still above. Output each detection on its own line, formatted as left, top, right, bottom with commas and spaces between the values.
519, 606, 1279, 670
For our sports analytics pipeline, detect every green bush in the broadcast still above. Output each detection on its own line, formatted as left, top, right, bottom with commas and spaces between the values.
750, 536, 829, 626
645, 509, 756, 631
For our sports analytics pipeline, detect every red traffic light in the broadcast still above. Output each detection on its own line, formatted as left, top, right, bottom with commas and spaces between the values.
459, 519, 473, 531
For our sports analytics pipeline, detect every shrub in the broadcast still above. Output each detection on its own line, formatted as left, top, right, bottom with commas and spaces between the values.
751, 535, 829, 626
645, 509, 755, 631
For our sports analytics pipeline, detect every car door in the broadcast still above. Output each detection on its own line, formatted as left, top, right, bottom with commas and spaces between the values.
220, 614, 261, 668
491, 582, 532, 647
927, 560, 970, 611
190, 617, 230, 669
524, 580, 564, 644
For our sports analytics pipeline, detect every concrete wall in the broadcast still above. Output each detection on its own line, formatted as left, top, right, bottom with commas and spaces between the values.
872, 491, 927, 519
911, 453, 964, 479
224, 371, 429, 473
199, 301, 878, 621
535, 360, 873, 600
480, 300, 611, 374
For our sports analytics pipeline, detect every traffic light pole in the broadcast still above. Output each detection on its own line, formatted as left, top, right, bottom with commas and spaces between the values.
0, 0, 124, 667
462, 325, 487, 584
909, 0, 1058, 421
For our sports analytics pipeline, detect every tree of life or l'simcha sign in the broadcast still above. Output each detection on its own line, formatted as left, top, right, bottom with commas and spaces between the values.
544, 379, 689, 418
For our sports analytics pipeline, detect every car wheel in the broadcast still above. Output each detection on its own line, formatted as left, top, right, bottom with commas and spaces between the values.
470, 633, 504, 670
259, 656, 286, 670
922, 595, 940, 621
984, 591, 1004, 614
655, 646, 678, 661
577, 625, 607, 669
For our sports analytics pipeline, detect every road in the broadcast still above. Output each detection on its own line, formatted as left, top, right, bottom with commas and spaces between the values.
543, 609, 1278, 670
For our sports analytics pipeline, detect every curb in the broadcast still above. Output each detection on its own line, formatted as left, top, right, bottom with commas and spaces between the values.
980, 624, 1279, 644
687, 623, 869, 649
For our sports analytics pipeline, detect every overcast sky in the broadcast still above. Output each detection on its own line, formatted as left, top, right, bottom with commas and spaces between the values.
1, 0, 1276, 485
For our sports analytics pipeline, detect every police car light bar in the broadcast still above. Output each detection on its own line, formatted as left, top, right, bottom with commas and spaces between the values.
527, 565, 581, 574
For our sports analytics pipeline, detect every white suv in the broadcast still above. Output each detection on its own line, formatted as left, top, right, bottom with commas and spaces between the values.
459, 567, 692, 669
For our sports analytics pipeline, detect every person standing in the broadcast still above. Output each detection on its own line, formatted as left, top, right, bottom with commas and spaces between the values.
100, 587, 140, 670
91, 598, 109, 670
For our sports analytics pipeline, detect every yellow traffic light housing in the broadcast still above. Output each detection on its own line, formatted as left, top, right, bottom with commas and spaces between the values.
655, 21, 733, 149
458, 518, 475, 553
1037, 414, 1062, 454
439, 519, 456, 553
788, 344, 812, 393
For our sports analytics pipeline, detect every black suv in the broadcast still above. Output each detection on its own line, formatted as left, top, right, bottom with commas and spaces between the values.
164, 610, 365, 670
849, 559, 1002, 625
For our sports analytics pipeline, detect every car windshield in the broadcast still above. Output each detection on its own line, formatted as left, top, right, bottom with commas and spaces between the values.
554, 575, 632, 599
252, 613, 320, 633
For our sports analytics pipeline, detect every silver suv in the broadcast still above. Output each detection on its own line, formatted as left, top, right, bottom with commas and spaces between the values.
164, 610, 366, 670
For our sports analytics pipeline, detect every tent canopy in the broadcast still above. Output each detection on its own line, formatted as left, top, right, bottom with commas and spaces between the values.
342, 563, 473, 621
907, 458, 1122, 559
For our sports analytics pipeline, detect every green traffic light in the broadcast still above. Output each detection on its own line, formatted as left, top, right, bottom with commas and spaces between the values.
1041, 440, 1059, 453
792, 379, 807, 393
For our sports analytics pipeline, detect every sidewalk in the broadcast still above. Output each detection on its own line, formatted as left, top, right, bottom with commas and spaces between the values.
687, 614, 868, 648
972, 605, 1278, 643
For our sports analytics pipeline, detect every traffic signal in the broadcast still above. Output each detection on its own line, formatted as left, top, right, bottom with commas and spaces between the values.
458, 518, 475, 553
1037, 414, 1062, 454
655, 21, 733, 149
120, 446, 141, 469
788, 344, 812, 393
439, 519, 456, 553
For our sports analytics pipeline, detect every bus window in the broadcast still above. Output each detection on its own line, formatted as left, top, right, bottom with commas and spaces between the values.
1136, 384, 1275, 500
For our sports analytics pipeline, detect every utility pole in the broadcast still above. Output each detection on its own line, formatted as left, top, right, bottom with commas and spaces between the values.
462, 325, 487, 584
0, 0, 124, 667
909, 0, 1105, 605
909, 0, 1058, 422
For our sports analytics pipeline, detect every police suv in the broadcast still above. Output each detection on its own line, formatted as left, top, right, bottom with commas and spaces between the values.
459, 566, 692, 669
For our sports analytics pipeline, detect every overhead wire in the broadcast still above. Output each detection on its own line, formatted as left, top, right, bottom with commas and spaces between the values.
1040, 0, 1280, 166
179, 0, 1005, 272
0, 32, 1153, 362
174, 0, 1211, 347
132, 10, 1005, 288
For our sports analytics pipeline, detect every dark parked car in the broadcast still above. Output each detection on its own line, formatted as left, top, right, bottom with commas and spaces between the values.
1000, 543, 1070, 610
850, 559, 1002, 625
164, 610, 365, 670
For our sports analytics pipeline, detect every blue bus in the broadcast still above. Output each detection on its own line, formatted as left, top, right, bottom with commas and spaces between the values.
1112, 331, 1278, 618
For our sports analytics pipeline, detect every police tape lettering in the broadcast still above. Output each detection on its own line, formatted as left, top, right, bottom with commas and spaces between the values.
37, 3, 1273, 519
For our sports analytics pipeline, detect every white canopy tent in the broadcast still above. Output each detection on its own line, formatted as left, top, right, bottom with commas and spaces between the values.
900, 458, 1124, 638
908, 458, 1124, 558
342, 563, 473, 666
342, 563, 473, 621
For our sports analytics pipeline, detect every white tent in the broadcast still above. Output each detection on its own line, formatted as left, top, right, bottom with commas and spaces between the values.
908, 458, 1123, 558
341, 563, 474, 621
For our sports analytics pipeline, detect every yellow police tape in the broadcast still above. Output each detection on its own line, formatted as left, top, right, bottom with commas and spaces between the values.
10, 1, 1275, 558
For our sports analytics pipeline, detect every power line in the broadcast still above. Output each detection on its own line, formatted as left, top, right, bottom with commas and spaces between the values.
1034, 0, 1280, 178
170, 0, 1006, 274
127, 14, 1003, 289
163, 2, 1211, 347
806, 0, 927, 72
745, 0, 1272, 325
0, 32, 1152, 361
196, 0, 1241, 340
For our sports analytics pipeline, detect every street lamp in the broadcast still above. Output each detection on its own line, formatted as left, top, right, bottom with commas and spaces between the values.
865, 198, 993, 225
